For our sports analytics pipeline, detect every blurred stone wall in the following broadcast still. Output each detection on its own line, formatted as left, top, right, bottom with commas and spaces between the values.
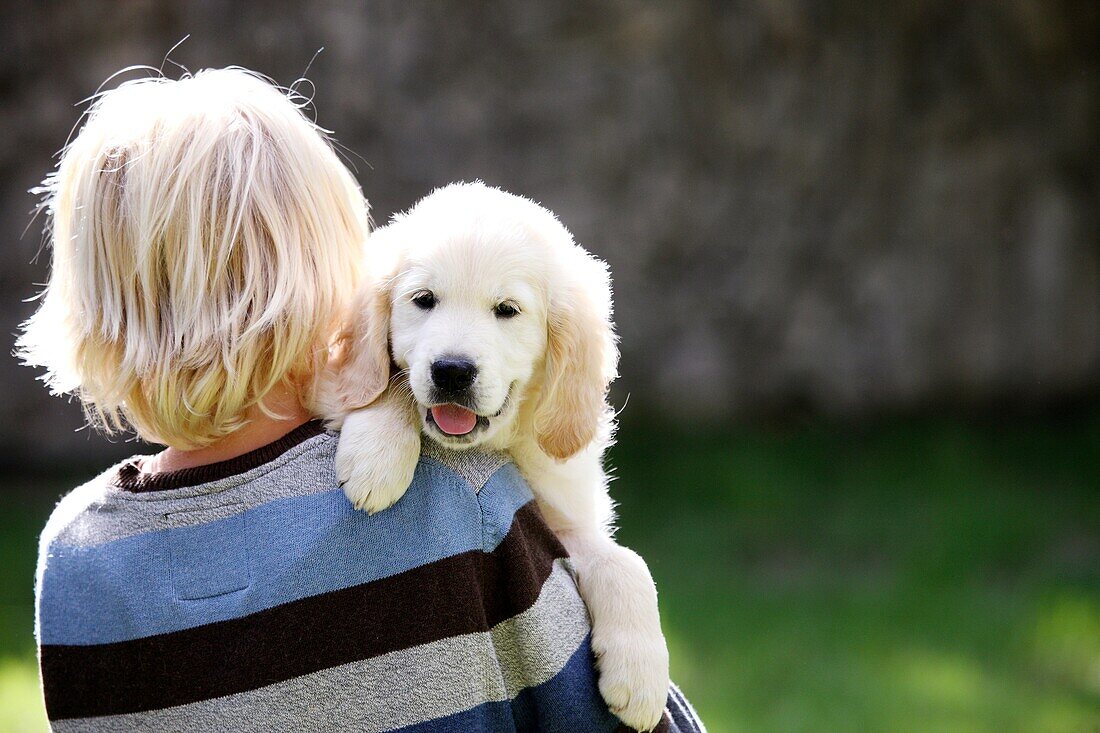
1, 1, 1098, 468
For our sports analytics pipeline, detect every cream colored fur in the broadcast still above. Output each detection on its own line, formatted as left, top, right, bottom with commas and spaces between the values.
321, 182, 669, 730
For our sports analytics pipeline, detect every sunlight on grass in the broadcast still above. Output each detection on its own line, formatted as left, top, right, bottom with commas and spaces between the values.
891, 648, 985, 708
0, 656, 47, 733
1033, 592, 1100, 695
612, 414, 1100, 733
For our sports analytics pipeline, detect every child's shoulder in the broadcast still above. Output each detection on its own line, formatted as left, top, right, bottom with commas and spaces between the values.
39, 458, 137, 551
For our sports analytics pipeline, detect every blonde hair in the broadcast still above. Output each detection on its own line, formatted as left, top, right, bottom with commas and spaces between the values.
17, 67, 369, 448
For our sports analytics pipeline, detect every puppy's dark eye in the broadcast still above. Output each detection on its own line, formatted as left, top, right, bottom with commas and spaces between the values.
494, 301, 519, 319
412, 290, 436, 310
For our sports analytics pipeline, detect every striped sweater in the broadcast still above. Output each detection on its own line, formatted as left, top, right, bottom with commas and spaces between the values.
35, 421, 705, 732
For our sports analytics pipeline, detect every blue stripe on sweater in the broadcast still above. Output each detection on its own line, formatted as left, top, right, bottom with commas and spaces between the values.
392, 636, 623, 733
39, 459, 533, 645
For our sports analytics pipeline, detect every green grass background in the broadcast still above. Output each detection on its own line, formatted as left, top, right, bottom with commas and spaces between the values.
1, 414, 1098, 732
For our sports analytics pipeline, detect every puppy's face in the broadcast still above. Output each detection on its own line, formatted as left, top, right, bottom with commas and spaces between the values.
334, 182, 618, 459
389, 228, 549, 448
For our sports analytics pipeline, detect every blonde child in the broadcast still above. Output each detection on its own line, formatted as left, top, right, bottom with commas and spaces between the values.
22, 67, 702, 733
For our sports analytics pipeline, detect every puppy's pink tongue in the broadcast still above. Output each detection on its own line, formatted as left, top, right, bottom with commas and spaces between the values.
431, 404, 477, 435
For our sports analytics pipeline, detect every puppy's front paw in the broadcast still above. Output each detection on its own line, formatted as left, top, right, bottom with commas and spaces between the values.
336, 408, 420, 514
574, 543, 670, 732
593, 627, 670, 731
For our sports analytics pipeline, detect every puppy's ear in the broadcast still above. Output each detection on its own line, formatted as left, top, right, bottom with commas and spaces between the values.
328, 274, 393, 413
534, 255, 618, 460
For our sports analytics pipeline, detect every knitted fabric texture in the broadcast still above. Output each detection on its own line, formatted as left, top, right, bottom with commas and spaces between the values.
35, 427, 705, 732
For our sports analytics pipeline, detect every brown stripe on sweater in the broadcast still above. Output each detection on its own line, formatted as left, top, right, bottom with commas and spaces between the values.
41, 501, 565, 720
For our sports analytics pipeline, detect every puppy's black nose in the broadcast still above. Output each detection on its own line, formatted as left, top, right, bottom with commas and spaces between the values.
431, 358, 477, 392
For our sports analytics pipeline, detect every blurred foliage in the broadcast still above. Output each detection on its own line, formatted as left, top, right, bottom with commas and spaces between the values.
610, 412, 1100, 732
4, 1, 1100, 465
0, 480, 52, 733
1, 414, 1099, 732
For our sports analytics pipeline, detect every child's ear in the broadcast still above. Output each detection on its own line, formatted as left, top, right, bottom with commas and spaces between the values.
329, 275, 392, 412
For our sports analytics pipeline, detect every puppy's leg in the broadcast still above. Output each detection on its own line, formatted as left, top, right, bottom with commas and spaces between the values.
560, 529, 670, 731
334, 387, 421, 514
512, 441, 669, 731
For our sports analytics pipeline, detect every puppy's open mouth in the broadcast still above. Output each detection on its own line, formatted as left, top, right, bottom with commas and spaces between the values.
423, 384, 515, 442
427, 404, 485, 436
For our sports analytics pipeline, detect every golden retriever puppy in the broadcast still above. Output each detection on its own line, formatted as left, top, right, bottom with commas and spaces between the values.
323, 182, 669, 730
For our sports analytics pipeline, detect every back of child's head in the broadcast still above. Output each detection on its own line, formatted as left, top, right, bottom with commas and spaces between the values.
18, 67, 368, 448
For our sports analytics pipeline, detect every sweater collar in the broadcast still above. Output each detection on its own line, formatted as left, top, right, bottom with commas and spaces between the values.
114, 419, 326, 493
